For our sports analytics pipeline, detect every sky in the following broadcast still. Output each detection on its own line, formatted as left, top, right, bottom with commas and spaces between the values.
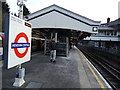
6, 0, 120, 23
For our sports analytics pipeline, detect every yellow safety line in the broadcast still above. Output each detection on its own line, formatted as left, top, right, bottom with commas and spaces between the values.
79, 50, 106, 89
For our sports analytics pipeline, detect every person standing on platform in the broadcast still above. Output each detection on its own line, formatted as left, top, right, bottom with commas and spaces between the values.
49, 37, 57, 63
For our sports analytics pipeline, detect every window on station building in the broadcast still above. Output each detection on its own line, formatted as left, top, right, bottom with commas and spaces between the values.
111, 31, 114, 36
99, 31, 101, 35
101, 31, 105, 36
106, 32, 110, 36
104, 31, 106, 35
114, 31, 117, 36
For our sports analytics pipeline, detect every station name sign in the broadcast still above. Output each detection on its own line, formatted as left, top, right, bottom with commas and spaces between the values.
11, 43, 30, 48
4, 13, 32, 69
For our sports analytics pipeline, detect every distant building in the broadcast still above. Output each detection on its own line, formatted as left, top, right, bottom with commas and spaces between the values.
0, 1, 2, 32
1, 1, 9, 33
83, 18, 120, 54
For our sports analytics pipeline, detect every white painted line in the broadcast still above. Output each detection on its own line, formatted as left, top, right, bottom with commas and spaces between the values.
85, 57, 112, 89
75, 46, 112, 89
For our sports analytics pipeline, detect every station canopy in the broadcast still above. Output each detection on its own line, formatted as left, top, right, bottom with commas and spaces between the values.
27, 4, 100, 34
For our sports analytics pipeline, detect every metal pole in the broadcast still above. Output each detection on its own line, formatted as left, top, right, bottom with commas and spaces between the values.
55, 32, 57, 43
66, 37, 69, 57
17, 0, 24, 70
13, 0, 26, 87
17, 0, 24, 76
17, 0, 25, 19
44, 37, 47, 55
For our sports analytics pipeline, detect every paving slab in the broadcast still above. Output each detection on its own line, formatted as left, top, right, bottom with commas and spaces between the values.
26, 82, 42, 88
2, 51, 80, 88
2, 47, 109, 88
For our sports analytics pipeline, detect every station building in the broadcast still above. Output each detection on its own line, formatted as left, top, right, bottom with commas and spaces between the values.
83, 18, 120, 55
26, 4, 100, 56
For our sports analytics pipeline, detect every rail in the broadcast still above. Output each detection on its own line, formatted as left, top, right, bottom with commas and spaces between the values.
79, 47, 120, 89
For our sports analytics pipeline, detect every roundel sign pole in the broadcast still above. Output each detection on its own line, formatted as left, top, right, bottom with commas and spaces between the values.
4, 0, 31, 87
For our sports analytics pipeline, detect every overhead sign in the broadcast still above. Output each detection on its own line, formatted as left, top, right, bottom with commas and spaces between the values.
4, 13, 32, 69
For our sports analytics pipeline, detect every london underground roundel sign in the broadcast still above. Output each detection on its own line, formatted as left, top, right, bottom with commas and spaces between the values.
4, 14, 32, 69
11, 32, 30, 58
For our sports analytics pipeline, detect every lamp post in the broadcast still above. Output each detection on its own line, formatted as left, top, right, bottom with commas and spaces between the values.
13, 0, 27, 87
17, 0, 27, 19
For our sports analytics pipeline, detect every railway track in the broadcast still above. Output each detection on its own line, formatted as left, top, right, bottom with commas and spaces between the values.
79, 47, 120, 89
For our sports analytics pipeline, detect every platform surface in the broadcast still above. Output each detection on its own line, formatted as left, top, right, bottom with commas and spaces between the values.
2, 47, 110, 88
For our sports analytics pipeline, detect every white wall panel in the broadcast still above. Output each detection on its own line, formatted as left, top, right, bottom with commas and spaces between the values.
29, 11, 95, 33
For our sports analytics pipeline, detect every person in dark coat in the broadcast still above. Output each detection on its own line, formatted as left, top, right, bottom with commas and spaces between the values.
49, 37, 56, 63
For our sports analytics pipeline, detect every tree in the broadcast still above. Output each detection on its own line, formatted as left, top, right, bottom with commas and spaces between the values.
2, 2, 9, 13
23, 5, 30, 16
2, 2, 9, 32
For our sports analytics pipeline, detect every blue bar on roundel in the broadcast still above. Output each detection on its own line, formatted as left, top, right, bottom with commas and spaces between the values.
11, 43, 30, 48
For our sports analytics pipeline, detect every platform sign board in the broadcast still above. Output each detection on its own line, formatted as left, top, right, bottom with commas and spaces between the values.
4, 13, 32, 69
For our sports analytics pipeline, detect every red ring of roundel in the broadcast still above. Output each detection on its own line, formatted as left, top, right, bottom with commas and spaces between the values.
14, 32, 29, 58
